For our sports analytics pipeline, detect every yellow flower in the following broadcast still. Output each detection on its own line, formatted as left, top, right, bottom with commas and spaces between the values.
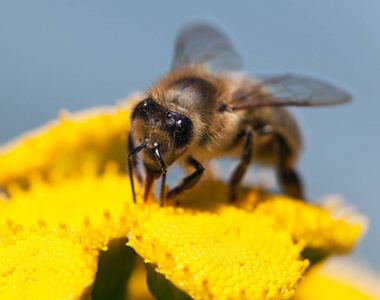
256, 194, 364, 253
0, 162, 132, 250
127, 256, 380, 300
0, 92, 143, 189
0, 96, 370, 299
128, 199, 308, 299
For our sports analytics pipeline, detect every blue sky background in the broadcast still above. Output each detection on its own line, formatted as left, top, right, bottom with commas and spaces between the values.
1, 1, 379, 271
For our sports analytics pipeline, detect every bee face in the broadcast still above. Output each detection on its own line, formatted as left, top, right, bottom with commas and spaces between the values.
131, 98, 194, 171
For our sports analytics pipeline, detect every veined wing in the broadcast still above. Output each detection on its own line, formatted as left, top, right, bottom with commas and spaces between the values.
228, 73, 352, 110
172, 23, 243, 72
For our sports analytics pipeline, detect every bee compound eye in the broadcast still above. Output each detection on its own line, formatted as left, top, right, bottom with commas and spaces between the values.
174, 116, 193, 148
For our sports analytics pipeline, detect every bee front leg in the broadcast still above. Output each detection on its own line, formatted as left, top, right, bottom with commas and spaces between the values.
275, 134, 304, 200
166, 157, 205, 200
127, 132, 146, 203
127, 132, 143, 184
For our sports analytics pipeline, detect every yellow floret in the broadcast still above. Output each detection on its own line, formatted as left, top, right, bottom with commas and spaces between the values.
127, 202, 309, 300
0, 229, 98, 300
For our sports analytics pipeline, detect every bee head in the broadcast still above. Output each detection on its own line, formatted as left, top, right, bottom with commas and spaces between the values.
130, 98, 194, 172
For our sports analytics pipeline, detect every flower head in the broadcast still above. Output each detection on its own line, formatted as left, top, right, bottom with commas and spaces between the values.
127, 201, 308, 299
0, 95, 371, 299
0, 228, 98, 300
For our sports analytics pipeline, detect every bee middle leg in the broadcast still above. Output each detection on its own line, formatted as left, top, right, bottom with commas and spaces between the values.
229, 128, 253, 202
166, 156, 205, 200
229, 125, 273, 202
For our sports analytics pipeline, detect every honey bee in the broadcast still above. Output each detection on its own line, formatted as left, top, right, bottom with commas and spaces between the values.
128, 23, 351, 205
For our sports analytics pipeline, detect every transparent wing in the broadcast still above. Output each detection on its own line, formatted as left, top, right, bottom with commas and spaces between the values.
228, 73, 352, 110
171, 23, 243, 72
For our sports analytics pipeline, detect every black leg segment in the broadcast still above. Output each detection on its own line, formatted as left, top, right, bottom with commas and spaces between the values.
127, 139, 146, 203
229, 128, 253, 202
167, 157, 205, 199
275, 134, 304, 200
127, 132, 143, 184
153, 149, 168, 206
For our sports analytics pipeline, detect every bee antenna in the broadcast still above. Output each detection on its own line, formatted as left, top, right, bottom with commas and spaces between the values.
128, 143, 146, 203
154, 149, 168, 206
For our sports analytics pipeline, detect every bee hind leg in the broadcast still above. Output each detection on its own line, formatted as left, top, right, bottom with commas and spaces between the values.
166, 157, 205, 200
275, 134, 305, 200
